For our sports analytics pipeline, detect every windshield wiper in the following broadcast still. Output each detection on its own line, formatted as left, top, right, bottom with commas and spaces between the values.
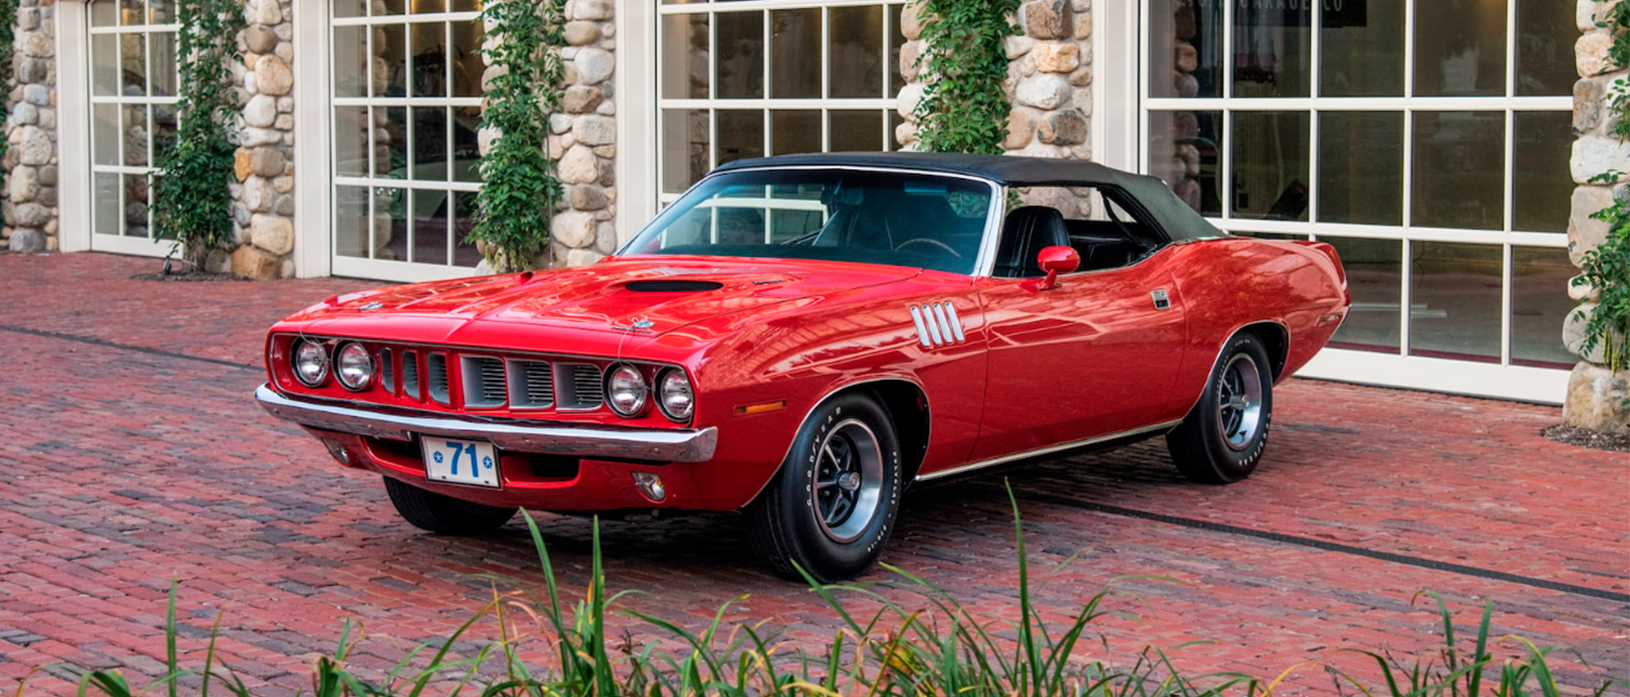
781, 229, 822, 246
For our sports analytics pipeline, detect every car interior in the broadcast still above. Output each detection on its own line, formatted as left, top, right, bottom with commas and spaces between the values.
993, 186, 1167, 278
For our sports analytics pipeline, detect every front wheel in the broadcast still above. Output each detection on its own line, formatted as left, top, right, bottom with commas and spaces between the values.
383, 476, 517, 535
1166, 332, 1274, 484
747, 393, 904, 583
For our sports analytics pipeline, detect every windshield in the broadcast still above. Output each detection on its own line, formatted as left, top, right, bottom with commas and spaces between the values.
620, 169, 995, 275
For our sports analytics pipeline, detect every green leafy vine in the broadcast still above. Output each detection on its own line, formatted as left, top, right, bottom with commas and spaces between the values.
1575, 3, 1630, 373
470, 0, 566, 273
910, 0, 1022, 154
151, 0, 245, 272
0, 0, 16, 162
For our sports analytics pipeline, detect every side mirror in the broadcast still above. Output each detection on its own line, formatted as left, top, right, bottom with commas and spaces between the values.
1027, 245, 1079, 291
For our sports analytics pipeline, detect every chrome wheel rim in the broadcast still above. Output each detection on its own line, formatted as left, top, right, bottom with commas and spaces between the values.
1215, 354, 1264, 451
812, 419, 884, 543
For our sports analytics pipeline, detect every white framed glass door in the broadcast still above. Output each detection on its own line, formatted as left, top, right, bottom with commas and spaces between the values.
328, 0, 487, 282
87, 0, 179, 257
1141, 0, 1578, 402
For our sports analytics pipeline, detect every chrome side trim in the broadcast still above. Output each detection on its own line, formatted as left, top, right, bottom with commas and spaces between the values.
255, 384, 717, 463
914, 419, 1183, 482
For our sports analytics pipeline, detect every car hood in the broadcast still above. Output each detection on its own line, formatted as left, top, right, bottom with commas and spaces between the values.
296, 256, 922, 338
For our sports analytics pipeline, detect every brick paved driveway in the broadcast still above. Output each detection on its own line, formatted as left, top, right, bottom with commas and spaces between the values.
1, 253, 1625, 696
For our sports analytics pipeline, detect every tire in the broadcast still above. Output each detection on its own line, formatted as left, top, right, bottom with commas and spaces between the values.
1166, 332, 1274, 484
383, 476, 518, 535
746, 392, 904, 583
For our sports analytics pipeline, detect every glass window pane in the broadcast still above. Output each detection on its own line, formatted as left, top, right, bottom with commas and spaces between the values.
888, 110, 903, 151
716, 109, 764, 166
333, 0, 366, 18
1231, 111, 1309, 220
335, 106, 369, 177
378, 187, 407, 260
1415, 0, 1507, 97
453, 192, 481, 267
122, 104, 149, 167
1410, 242, 1502, 362
1321, 0, 1403, 97
453, 107, 482, 183
93, 1, 119, 26
1516, 0, 1577, 96
663, 109, 710, 194
1412, 111, 1505, 230
1324, 237, 1402, 352
772, 9, 821, 98
375, 24, 408, 98
1149, 110, 1223, 217
378, 0, 405, 15
121, 34, 147, 96
1149, 0, 1222, 98
1318, 111, 1403, 225
888, 3, 906, 97
94, 173, 122, 235
410, 189, 450, 264
94, 103, 120, 166
1512, 111, 1572, 233
149, 32, 177, 97
153, 104, 177, 161
829, 5, 883, 99
1511, 246, 1577, 367
411, 21, 446, 97
662, 13, 709, 99
123, 174, 150, 237
120, 0, 144, 25
92, 34, 118, 95
376, 106, 408, 179
333, 26, 369, 98
716, 10, 764, 99
771, 110, 821, 156
149, 0, 171, 24
412, 107, 449, 181
414, 0, 444, 12
1232, 3, 1310, 97
830, 110, 884, 152
450, 0, 479, 12
771, 208, 825, 245
335, 185, 371, 259
451, 21, 487, 98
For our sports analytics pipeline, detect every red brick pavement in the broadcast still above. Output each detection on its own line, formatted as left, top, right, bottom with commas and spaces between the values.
0, 252, 1626, 696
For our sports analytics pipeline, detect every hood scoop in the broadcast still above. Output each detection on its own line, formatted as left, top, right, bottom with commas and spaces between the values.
624, 279, 725, 293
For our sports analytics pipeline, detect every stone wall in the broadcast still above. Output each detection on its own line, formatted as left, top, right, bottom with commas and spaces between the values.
1564, 0, 1630, 433
227, 0, 297, 279
3, 0, 60, 254
546, 0, 618, 267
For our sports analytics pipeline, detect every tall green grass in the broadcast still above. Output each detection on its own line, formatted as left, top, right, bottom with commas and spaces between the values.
63, 486, 1624, 697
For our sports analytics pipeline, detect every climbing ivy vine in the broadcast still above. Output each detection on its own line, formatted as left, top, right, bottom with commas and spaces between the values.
1575, 2, 1630, 373
910, 0, 1022, 154
0, 0, 16, 162
151, 0, 245, 273
469, 0, 566, 273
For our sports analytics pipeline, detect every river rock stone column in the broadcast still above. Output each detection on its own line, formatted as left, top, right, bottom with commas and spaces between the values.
3, 0, 60, 254
1563, 0, 1630, 433
551, 0, 617, 267
227, 0, 297, 279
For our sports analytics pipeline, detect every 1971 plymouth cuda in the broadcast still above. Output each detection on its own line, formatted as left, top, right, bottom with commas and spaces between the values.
256, 152, 1350, 581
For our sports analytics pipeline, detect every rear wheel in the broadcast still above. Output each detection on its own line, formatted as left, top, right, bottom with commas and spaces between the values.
383, 476, 517, 535
1166, 332, 1274, 484
747, 393, 903, 583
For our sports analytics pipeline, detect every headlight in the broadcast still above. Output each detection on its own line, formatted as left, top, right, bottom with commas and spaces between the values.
606, 364, 649, 417
292, 339, 330, 387
657, 369, 694, 422
334, 342, 376, 391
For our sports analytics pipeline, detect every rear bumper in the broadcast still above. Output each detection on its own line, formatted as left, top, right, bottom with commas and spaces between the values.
254, 384, 718, 463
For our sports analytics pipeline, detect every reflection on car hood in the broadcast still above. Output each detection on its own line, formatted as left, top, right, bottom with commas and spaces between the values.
297, 255, 921, 337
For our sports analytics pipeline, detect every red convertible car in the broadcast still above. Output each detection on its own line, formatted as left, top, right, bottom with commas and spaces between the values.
257, 153, 1349, 581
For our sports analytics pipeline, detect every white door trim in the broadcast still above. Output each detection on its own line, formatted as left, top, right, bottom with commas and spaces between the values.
1091, 0, 1137, 172
56, 0, 91, 254
293, 0, 332, 278
1296, 348, 1568, 405
616, 2, 657, 249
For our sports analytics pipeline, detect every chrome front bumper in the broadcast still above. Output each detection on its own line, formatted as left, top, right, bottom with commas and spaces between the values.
254, 384, 718, 463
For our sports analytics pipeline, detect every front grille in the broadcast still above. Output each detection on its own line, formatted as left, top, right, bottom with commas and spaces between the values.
426, 352, 450, 405
556, 363, 604, 410
461, 356, 506, 408
401, 350, 421, 399
379, 348, 395, 394
507, 360, 554, 409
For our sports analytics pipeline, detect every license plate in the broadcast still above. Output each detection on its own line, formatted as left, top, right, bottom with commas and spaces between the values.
422, 437, 501, 488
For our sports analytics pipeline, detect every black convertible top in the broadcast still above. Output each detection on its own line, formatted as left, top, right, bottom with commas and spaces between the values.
715, 152, 1224, 241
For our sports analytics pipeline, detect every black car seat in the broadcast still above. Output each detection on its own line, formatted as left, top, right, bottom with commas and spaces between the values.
994, 206, 1070, 278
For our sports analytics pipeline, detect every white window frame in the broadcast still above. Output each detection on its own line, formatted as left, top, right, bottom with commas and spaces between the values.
1136, 0, 1573, 404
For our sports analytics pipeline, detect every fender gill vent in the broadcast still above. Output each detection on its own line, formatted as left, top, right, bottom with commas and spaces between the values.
507, 359, 554, 409
625, 280, 725, 292
461, 356, 507, 408
555, 363, 604, 410
427, 353, 451, 405
401, 350, 421, 399
908, 302, 966, 348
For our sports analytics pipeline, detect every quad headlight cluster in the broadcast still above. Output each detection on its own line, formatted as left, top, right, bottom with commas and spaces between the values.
606, 364, 695, 422
289, 338, 375, 391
